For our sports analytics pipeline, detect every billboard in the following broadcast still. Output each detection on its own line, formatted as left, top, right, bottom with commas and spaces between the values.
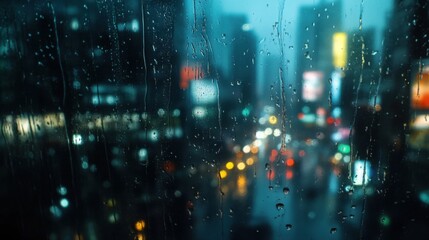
409, 114, 429, 150
411, 69, 429, 109
353, 160, 371, 186
330, 70, 343, 106
180, 65, 204, 89
409, 60, 429, 151
302, 71, 324, 102
190, 79, 218, 105
332, 32, 347, 68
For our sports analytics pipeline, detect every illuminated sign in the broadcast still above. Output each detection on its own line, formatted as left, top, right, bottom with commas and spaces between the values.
337, 144, 351, 154
411, 69, 429, 109
409, 114, 429, 150
302, 71, 324, 102
180, 65, 204, 89
190, 79, 218, 104
409, 60, 429, 150
331, 70, 342, 105
353, 160, 371, 186
332, 32, 347, 68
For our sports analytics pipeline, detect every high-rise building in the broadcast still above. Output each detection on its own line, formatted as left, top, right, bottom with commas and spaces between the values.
294, 1, 342, 139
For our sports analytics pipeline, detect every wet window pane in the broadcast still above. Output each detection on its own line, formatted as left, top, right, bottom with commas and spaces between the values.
1, 0, 429, 239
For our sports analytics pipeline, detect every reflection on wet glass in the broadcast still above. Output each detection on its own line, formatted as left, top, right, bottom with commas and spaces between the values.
1, 0, 429, 239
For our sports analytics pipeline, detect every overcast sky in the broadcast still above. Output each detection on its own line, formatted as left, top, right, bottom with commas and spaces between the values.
218, 0, 392, 49
211, 0, 393, 82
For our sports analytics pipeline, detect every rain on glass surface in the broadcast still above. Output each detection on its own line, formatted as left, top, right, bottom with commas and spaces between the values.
1, 0, 429, 239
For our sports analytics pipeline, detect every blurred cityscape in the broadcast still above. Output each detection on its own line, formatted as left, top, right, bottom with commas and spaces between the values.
1, 0, 429, 239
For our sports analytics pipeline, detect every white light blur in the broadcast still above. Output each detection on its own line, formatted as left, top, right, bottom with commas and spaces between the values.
264, 127, 273, 135
60, 198, 69, 208
192, 106, 208, 118
273, 129, 281, 137
331, 132, 342, 142
353, 160, 371, 186
343, 155, 350, 163
243, 145, 251, 153
253, 139, 262, 147
258, 117, 267, 125
242, 23, 252, 31
72, 134, 83, 145
255, 131, 267, 139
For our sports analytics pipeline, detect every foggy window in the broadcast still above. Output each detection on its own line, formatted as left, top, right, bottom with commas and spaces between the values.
1, 0, 429, 239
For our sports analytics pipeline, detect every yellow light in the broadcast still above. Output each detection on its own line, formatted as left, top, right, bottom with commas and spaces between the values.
334, 152, 343, 161
237, 175, 247, 196
136, 233, 145, 240
237, 175, 247, 188
237, 162, 246, 171
219, 170, 228, 179
246, 158, 254, 166
375, 104, 382, 112
333, 32, 347, 68
106, 198, 116, 208
226, 162, 234, 170
268, 116, 278, 124
135, 220, 146, 231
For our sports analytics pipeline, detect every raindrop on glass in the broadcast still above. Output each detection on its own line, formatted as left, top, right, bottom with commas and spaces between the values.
283, 187, 290, 195
265, 163, 270, 170
275, 203, 285, 210
285, 224, 292, 230
330, 228, 337, 234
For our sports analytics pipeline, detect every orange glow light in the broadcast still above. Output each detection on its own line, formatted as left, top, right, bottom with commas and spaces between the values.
135, 220, 146, 231
251, 146, 259, 154
286, 158, 295, 167
180, 66, 204, 89
135, 233, 145, 240
285, 170, 293, 179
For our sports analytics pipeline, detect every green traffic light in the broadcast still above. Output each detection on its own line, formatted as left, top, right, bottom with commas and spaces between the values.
379, 214, 391, 227
338, 144, 351, 154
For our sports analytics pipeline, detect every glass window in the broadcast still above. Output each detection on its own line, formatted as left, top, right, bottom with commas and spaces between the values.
1, 0, 429, 239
